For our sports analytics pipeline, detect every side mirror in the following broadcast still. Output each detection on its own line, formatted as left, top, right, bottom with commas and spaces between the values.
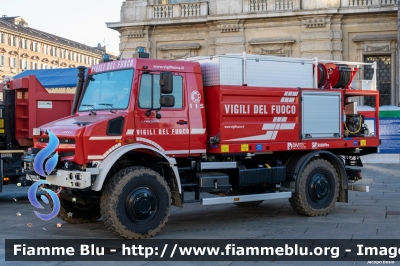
160, 95, 175, 107
160, 72, 173, 94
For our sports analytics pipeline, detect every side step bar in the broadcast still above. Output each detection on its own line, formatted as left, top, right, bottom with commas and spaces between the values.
201, 192, 292, 206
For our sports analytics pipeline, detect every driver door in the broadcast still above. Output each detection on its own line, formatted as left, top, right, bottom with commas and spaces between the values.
134, 71, 189, 156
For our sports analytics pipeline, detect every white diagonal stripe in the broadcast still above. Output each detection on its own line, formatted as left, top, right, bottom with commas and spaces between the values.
88, 155, 104, 160
226, 120, 296, 142
190, 149, 207, 154
89, 136, 122, 140
225, 134, 272, 141
262, 124, 276, 130
136, 137, 165, 152
190, 128, 206, 134
271, 131, 278, 140
165, 150, 189, 154
280, 123, 296, 129
265, 131, 273, 139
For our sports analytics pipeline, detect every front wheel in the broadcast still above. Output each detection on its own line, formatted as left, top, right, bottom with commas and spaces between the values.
100, 166, 171, 239
289, 158, 339, 216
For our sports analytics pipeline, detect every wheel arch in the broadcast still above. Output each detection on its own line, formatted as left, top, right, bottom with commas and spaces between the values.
91, 144, 181, 194
285, 150, 347, 201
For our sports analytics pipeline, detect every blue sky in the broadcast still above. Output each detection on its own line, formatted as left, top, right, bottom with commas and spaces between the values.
2, 0, 123, 54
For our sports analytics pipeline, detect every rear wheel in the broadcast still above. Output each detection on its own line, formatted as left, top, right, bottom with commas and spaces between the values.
100, 166, 171, 239
289, 158, 339, 216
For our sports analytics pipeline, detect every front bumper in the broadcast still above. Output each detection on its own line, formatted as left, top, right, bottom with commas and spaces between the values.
47, 170, 91, 189
23, 151, 92, 189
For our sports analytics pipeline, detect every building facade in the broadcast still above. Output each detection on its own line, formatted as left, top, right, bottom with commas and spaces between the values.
107, 0, 398, 107
0, 16, 104, 80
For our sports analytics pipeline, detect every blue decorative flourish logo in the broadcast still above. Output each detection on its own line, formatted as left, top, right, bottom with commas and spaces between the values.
28, 180, 60, 221
28, 131, 61, 221
33, 131, 59, 177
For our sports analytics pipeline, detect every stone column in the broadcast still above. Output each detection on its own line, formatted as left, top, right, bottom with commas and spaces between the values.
200, 2, 209, 16
243, 0, 250, 12
293, 0, 301, 10
173, 4, 181, 18
341, 0, 350, 7
267, 0, 274, 11
372, 0, 380, 6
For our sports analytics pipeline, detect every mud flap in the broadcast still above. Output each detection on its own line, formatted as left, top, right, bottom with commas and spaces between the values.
338, 188, 348, 203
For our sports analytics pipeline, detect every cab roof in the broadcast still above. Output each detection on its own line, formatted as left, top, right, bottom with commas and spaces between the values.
89, 58, 201, 75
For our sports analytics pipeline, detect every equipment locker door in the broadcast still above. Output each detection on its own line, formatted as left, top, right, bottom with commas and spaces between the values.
134, 71, 190, 156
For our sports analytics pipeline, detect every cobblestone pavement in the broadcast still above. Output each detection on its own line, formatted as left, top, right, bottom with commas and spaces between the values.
0, 163, 399, 266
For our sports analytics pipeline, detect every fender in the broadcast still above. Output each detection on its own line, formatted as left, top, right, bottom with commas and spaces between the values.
285, 150, 347, 194
90, 143, 181, 193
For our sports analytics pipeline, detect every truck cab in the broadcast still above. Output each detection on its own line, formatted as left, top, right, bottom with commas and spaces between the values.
25, 59, 206, 167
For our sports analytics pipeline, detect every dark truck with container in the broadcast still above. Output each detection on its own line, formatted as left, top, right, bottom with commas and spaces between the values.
0, 69, 77, 192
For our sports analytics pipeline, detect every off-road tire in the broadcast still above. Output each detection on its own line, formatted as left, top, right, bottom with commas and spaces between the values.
289, 158, 339, 216
56, 198, 101, 224
100, 166, 171, 239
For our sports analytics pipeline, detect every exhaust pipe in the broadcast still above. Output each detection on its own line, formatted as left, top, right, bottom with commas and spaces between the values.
71, 66, 87, 115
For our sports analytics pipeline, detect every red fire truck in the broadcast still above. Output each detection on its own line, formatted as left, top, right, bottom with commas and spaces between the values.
23, 53, 379, 239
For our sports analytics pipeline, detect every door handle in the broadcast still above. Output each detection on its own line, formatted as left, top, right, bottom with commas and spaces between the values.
176, 120, 188, 125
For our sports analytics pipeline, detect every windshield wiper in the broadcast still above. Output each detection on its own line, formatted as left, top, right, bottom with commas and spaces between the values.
99, 103, 116, 114
81, 104, 96, 115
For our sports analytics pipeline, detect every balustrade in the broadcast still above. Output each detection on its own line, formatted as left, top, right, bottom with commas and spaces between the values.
250, 0, 268, 12
181, 3, 201, 17
153, 5, 173, 18
152, 2, 207, 19
381, 0, 397, 5
349, 0, 372, 6
275, 0, 293, 10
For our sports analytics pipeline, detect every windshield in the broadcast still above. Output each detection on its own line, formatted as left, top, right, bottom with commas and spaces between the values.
78, 69, 134, 112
